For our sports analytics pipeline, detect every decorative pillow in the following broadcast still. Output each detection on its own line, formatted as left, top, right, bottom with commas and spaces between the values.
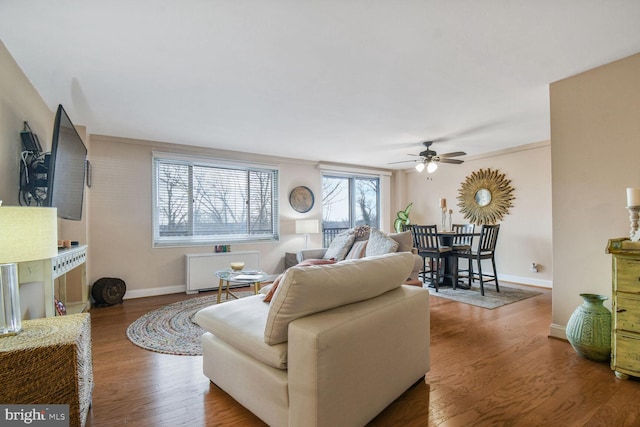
365, 228, 399, 257
388, 230, 413, 253
263, 258, 337, 302
345, 240, 368, 259
352, 224, 371, 241
323, 232, 356, 261
263, 275, 284, 303
264, 252, 414, 345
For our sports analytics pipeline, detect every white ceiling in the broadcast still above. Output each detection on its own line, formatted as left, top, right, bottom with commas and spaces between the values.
2, 1, 640, 169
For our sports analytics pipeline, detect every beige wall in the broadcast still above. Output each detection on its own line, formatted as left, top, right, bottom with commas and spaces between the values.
550, 52, 640, 338
400, 142, 553, 287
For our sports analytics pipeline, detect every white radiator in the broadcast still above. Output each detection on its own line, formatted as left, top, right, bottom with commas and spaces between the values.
185, 251, 261, 294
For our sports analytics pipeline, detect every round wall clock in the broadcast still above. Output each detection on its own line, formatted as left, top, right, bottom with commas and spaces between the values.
289, 186, 315, 213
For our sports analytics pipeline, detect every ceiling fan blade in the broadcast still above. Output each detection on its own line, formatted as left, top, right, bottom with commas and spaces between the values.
437, 158, 464, 164
387, 159, 419, 165
438, 151, 467, 158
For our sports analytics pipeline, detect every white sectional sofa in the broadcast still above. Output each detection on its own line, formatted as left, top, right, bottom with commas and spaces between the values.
194, 252, 430, 427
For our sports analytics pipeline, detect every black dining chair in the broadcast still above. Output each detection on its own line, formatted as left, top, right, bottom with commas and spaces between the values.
458, 224, 500, 296
451, 223, 475, 252
401, 223, 413, 232
451, 223, 475, 284
411, 225, 454, 292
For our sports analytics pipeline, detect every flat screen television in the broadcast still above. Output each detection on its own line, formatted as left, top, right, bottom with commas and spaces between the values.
46, 104, 87, 220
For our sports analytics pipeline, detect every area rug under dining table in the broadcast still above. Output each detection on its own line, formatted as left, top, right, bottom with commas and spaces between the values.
126, 290, 254, 356
427, 283, 542, 309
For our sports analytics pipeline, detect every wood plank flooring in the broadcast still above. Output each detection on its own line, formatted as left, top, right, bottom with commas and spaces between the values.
85, 285, 640, 426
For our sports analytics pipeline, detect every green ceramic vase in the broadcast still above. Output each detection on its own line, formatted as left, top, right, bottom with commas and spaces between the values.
566, 293, 611, 362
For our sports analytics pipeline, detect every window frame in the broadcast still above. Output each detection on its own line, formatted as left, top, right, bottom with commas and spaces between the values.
152, 152, 280, 248
321, 171, 381, 232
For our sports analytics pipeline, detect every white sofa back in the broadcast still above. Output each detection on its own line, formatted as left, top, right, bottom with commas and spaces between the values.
264, 252, 414, 345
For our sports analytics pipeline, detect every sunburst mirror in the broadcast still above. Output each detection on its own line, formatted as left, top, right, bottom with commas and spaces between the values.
457, 168, 515, 225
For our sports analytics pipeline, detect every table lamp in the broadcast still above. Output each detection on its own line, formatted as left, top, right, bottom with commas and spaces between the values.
295, 219, 320, 249
0, 206, 58, 336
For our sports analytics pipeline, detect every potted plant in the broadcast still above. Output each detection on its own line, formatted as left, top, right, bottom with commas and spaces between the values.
394, 203, 413, 233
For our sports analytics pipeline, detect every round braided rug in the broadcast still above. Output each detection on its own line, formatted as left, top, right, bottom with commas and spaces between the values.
126, 291, 254, 356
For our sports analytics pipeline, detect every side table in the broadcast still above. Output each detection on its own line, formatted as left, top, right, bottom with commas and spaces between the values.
215, 270, 275, 303
0, 313, 93, 427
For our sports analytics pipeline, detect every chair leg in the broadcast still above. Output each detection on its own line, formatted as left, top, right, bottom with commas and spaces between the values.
432, 257, 439, 292
451, 256, 458, 290
420, 256, 428, 285
467, 258, 474, 288
492, 256, 500, 293
478, 259, 485, 296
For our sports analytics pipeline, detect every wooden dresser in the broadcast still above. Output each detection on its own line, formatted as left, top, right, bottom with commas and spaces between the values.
606, 238, 640, 379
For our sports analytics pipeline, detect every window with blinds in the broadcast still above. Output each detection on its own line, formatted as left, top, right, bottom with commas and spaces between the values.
153, 154, 279, 247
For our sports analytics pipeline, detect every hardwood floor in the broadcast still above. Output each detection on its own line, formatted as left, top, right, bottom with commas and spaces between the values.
85, 285, 640, 426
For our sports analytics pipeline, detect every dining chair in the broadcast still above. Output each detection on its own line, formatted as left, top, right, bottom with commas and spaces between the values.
411, 225, 453, 292
458, 224, 500, 296
451, 223, 475, 286
451, 223, 475, 252
401, 223, 413, 232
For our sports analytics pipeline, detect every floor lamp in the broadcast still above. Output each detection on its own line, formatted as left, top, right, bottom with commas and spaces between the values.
0, 206, 58, 336
295, 219, 320, 250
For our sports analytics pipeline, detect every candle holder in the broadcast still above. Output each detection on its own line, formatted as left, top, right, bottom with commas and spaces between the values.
628, 206, 640, 241
441, 208, 447, 231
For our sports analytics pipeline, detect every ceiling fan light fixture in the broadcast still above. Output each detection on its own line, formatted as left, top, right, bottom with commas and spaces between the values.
415, 162, 425, 172
427, 161, 438, 173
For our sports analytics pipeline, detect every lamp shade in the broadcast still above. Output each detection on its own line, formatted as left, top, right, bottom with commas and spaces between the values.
0, 207, 58, 263
295, 219, 320, 234
426, 161, 438, 173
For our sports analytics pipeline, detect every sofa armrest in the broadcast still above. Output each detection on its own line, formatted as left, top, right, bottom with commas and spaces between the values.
287, 285, 429, 427
296, 248, 328, 263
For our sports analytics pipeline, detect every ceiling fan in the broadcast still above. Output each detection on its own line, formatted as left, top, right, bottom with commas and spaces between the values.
389, 141, 466, 173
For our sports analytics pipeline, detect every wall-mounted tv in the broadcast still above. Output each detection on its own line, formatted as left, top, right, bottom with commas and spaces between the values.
46, 104, 87, 221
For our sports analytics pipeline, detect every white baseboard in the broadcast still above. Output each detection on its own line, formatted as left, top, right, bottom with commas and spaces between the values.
549, 323, 567, 340
499, 274, 552, 289
122, 283, 251, 299
124, 285, 187, 299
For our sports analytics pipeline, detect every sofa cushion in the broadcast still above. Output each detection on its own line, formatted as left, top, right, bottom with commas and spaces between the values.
323, 231, 356, 261
194, 295, 289, 369
389, 230, 413, 253
365, 228, 399, 257
264, 252, 414, 345
345, 240, 368, 259
263, 259, 337, 303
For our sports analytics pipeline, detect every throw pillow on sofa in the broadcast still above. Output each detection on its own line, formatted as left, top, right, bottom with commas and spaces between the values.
322, 232, 355, 261
345, 240, 368, 259
365, 228, 399, 257
388, 230, 413, 253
